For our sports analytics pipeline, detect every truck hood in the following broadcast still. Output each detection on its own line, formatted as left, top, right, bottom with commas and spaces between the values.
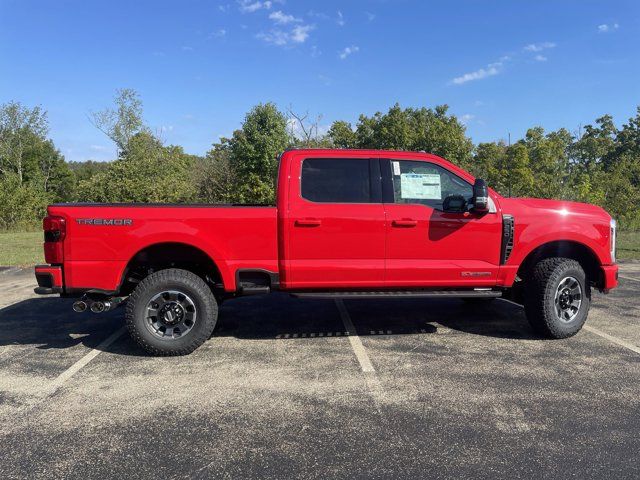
498, 197, 611, 220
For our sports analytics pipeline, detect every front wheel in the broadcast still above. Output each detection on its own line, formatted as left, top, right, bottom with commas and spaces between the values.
524, 258, 590, 338
126, 268, 218, 355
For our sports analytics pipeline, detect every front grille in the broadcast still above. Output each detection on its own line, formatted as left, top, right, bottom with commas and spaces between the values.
500, 215, 515, 264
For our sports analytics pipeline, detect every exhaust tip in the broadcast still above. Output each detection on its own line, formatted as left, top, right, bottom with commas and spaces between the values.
73, 301, 87, 313
90, 301, 105, 313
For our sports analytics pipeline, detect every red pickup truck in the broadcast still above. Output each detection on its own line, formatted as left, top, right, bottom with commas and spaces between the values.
35, 149, 619, 355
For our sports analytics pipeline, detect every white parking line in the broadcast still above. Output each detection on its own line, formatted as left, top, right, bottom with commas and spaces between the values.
46, 326, 126, 396
334, 299, 375, 372
619, 275, 640, 283
584, 325, 640, 355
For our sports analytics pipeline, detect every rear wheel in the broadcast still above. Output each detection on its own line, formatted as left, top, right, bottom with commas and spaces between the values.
523, 258, 590, 338
126, 268, 218, 355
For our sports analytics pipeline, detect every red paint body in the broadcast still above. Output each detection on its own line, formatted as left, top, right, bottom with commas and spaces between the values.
35, 149, 618, 295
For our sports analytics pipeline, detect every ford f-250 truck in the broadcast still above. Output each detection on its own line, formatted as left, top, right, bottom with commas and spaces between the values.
34, 149, 619, 355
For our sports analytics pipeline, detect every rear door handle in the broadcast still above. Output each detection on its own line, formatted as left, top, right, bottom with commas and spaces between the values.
295, 218, 322, 227
392, 219, 418, 227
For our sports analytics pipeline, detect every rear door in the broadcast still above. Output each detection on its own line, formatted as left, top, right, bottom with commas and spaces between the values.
382, 158, 503, 287
285, 154, 385, 288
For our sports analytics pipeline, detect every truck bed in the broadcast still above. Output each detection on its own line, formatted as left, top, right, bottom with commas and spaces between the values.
47, 203, 278, 292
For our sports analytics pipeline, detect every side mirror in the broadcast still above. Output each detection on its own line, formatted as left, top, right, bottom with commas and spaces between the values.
443, 194, 467, 213
473, 178, 489, 213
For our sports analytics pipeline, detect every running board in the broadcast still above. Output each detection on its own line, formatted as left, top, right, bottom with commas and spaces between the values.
291, 289, 502, 299
240, 286, 271, 295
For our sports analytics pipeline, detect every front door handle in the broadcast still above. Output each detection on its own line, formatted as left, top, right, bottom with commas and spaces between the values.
295, 218, 322, 227
392, 219, 418, 227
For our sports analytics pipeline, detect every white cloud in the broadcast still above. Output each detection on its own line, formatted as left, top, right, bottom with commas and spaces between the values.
269, 11, 301, 24
291, 24, 313, 43
452, 63, 502, 85
218, 4, 230, 12
181, 46, 194, 51
460, 114, 474, 124
523, 42, 556, 52
365, 12, 376, 22
598, 23, 619, 33
338, 45, 359, 60
307, 10, 330, 20
90, 145, 107, 151
210, 28, 227, 38
337, 10, 345, 26
257, 24, 314, 46
257, 29, 288, 45
238, 0, 272, 13
318, 74, 331, 86
534, 54, 547, 62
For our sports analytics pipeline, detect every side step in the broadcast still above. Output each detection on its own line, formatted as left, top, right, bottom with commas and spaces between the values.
291, 289, 502, 299
240, 286, 271, 295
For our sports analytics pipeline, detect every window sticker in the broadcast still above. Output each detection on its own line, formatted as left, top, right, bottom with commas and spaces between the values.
392, 161, 401, 176
400, 173, 441, 199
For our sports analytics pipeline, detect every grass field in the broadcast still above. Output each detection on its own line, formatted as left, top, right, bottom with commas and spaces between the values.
0, 231, 43, 266
618, 230, 640, 260
0, 230, 639, 267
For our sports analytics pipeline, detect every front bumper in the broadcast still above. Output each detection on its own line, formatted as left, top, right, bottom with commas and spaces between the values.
34, 264, 63, 294
600, 264, 619, 292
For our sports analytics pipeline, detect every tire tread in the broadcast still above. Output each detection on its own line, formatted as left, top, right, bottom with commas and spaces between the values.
524, 257, 589, 339
125, 268, 217, 356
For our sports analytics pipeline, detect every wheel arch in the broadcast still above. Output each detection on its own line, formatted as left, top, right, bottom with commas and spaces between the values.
118, 242, 226, 295
517, 240, 603, 288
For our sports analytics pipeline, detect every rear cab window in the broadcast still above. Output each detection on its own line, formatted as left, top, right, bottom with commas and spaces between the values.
301, 158, 374, 203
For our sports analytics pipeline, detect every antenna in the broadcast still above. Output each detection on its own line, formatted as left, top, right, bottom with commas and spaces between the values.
507, 132, 512, 198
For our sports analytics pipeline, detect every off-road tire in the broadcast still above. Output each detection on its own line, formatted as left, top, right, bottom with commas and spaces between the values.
126, 268, 218, 356
523, 257, 590, 339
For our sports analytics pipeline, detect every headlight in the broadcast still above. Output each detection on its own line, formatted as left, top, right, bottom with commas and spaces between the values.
610, 218, 617, 263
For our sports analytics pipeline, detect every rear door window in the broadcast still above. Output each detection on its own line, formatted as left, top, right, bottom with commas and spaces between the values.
301, 159, 371, 203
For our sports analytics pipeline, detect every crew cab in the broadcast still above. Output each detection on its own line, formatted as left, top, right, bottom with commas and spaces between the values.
35, 149, 619, 355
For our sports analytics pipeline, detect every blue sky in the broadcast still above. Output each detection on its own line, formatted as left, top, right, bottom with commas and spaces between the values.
1, 0, 638, 162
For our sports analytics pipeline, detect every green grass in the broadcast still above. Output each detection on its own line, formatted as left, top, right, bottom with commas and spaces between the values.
0, 229, 638, 267
0, 231, 44, 266
618, 230, 640, 260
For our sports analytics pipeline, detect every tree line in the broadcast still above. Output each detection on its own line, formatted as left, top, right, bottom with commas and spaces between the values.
1, 89, 639, 230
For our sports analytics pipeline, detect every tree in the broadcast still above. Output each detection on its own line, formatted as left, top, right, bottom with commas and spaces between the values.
228, 103, 289, 203
197, 141, 239, 204
473, 141, 508, 191
332, 104, 474, 168
522, 127, 571, 199
90, 88, 145, 156
0, 101, 48, 185
287, 107, 329, 148
327, 120, 357, 148
77, 132, 197, 203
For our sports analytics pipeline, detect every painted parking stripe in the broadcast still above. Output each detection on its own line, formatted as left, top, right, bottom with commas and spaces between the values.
619, 275, 640, 283
46, 326, 127, 396
334, 299, 375, 373
584, 325, 640, 355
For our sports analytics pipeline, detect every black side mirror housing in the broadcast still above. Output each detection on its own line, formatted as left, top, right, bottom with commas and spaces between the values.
473, 178, 489, 213
443, 194, 467, 213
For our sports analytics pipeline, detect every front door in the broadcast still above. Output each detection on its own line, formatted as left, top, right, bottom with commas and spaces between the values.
285, 155, 386, 288
382, 158, 503, 287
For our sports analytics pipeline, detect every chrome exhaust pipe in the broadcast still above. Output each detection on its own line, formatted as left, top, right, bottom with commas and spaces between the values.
72, 301, 87, 313
90, 301, 105, 313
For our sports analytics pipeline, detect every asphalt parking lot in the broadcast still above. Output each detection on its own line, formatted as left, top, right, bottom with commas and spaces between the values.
1, 265, 639, 479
